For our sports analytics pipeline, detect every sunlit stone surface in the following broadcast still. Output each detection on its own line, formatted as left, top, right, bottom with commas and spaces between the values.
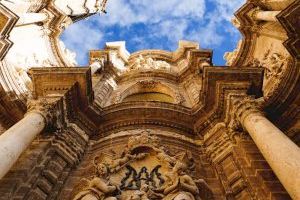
0, 0, 299, 199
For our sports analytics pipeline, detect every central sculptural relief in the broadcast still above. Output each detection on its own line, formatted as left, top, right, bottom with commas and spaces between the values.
72, 133, 211, 200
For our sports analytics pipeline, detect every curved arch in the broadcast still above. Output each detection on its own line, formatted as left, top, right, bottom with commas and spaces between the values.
120, 81, 178, 104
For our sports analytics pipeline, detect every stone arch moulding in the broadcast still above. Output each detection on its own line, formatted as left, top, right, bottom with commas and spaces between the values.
115, 80, 183, 104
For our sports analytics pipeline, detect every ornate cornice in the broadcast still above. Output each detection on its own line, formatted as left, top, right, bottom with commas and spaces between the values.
193, 67, 264, 136
265, 0, 300, 121
83, 67, 263, 138
29, 67, 97, 134
230, 0, 300, 130
0, 4, 18, 61
94, 101, 194, 136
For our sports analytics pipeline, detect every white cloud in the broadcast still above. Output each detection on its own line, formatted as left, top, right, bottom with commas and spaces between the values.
61, 21, 103, 64
99, 0, 206, 26
60, 0, 246, 65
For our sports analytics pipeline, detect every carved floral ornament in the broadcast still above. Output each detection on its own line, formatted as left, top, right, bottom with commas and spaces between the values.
71, 132, 213, 200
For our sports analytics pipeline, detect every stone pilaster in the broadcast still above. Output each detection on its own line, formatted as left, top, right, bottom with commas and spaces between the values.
204, 123, 253, 199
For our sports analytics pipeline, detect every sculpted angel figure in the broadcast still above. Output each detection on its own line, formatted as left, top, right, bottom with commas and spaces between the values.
109, 150, 148, 173
73, 163, 118, 200
162, 161, 200, 200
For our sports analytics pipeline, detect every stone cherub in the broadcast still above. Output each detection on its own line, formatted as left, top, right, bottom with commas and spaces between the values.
108, 148, 149, 173
73, 163, 118, 200
161, 160, 200, 200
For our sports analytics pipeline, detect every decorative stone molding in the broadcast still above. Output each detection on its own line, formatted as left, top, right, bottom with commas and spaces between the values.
112, 80, 185, 105
206, 133, 232, 162
246, 48, 291, 99
139, 80, 158, 89
0, 4, 18, 61
52, 123, 88, 165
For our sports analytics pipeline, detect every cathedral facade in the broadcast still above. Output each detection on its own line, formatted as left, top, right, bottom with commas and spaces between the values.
0, 0, 299, 199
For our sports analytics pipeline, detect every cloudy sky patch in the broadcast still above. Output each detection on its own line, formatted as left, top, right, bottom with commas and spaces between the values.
61, 0, 245, 65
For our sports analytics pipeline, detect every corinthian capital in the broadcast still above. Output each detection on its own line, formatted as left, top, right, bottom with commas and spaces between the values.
226, 96, 265, 136
231, 96, 265, 125
27, 97, 64, 130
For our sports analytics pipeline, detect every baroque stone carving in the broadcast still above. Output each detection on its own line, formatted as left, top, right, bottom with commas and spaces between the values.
138, 80, 158, 89
246, 48, 291, 99
72, 132, 210, 199
223, 40, 242, 66
27, 97, 64, 130
128, 55, 171, 72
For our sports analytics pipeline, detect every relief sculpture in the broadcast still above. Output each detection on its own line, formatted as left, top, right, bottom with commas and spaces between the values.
72, 163, 118, 200
128, 55, 171, 72
72, 132, 212, 200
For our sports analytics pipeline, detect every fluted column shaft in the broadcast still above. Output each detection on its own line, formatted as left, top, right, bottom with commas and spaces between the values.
0, 112, 45, 179
234, 98, 300, 200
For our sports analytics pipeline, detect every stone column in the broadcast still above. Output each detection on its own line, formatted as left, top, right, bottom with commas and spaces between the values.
233, 97, 300, 200
0, 98, 61, 179
0, 111, 45, 179
249, 7, 281, 22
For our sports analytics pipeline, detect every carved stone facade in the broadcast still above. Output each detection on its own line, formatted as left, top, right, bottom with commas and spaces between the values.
0, 0, 300, 200
69, 133, 213, 200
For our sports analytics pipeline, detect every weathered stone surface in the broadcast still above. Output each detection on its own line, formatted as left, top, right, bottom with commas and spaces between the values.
0, 1, 299, 200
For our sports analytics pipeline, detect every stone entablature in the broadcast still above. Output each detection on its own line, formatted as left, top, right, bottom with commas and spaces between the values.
90, 40, 211, 76
90, 41, 212, 109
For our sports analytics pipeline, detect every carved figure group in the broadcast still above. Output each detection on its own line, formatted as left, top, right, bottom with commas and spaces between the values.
73, 163, 118, 200
162, 161, 199, 200
72, 133, 208, 200
128, 55, 171, 72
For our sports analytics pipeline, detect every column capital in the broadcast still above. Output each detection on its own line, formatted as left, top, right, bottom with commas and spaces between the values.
26, 97, 64, 130
227, 96, 265, 134
232, 96, 264, 124
248, 6, 261, 21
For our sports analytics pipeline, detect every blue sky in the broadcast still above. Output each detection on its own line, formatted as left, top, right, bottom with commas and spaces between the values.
61, 0, 245, 66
